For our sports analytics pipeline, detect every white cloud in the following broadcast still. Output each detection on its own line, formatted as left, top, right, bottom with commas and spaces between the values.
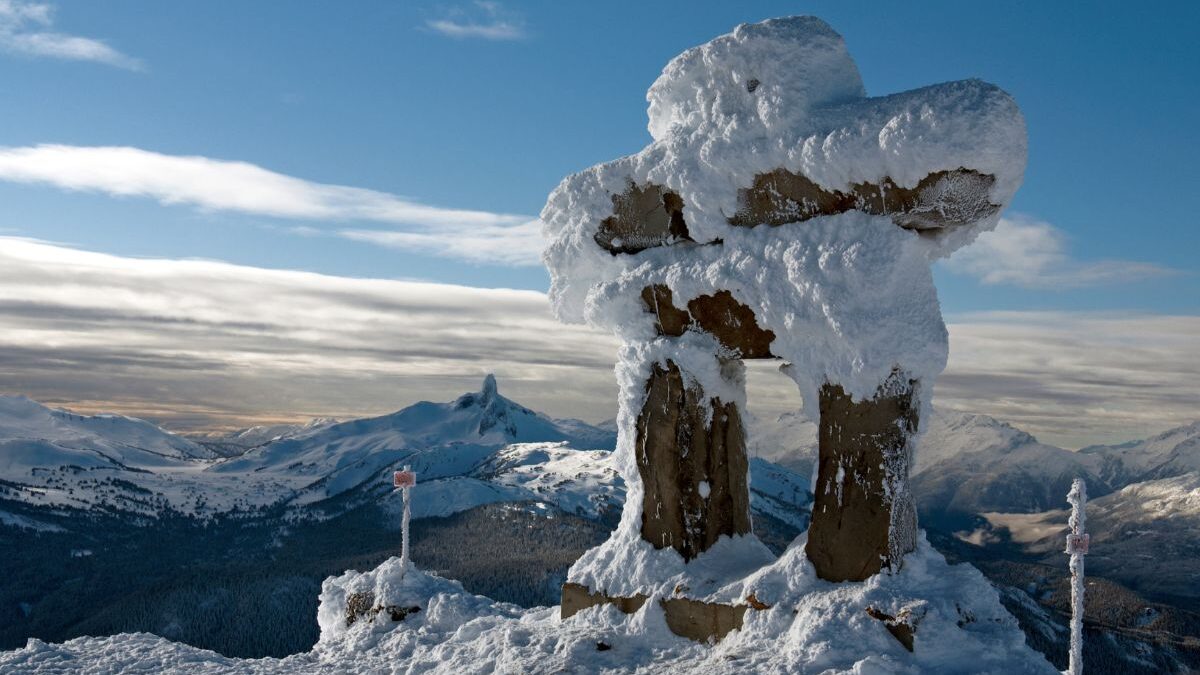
426, 1, 525, 41
941, 215, 1177, 288
0, 238, 1194, 447
0, 144, 544, 265
937, 310, 1200, 448
340, 220, 543, 266
0, 237, 614, 429
0, 0, 142, 70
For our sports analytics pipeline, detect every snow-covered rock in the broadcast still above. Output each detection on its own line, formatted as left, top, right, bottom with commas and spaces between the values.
542, 15, 1026, 410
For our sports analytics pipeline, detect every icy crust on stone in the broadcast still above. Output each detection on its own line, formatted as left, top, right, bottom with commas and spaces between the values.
562, 214, 948, 594
559, 338, 770, 597
1, 543, 1056, 674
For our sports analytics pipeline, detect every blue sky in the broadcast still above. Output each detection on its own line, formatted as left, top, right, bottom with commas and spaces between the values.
0, 1, 1196, 446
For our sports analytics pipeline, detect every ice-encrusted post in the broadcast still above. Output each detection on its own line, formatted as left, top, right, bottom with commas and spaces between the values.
1066, 478, 1089, 675
394, 466, 416, 571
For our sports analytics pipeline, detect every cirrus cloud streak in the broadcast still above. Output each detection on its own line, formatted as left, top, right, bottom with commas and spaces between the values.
0, 144, 545, 266
0, 0, 142, 69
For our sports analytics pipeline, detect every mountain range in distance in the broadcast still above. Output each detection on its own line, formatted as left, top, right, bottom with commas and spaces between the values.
2, 376, 1199, 672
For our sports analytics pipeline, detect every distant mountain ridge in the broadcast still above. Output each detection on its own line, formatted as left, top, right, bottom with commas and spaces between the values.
6, 386, 1196, 528
0, 394, 214, 462
3, 385, 1198, 671
186, 417, 341, 451
0, 378, 812, 529
1081, 421, 1200, 487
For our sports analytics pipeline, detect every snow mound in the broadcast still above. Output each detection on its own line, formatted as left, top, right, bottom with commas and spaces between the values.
316, 558, 522, 648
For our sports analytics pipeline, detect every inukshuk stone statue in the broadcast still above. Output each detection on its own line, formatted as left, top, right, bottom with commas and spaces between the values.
542, 17, 1025, 641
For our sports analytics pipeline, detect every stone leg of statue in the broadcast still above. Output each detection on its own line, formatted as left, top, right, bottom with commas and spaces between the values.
635, 357, 752, 561
806, 374, 919, 582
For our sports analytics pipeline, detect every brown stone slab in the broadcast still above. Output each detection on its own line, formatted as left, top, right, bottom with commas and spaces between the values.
729, 167, 998, 233
805, 375, 919, 582
660, 597, 749, 643
595, 182, 692, 254
561, 582, 648, 620
640, 285, 776, 359
561, 582, 752, 643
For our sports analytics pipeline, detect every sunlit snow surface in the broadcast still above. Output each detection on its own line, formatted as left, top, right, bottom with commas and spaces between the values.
2, 537, 1055, 674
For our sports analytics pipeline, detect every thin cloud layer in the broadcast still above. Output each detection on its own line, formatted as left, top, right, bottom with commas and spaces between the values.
938, 310, 1200, 447
0, 144, 544, 265
941, 215, 1177, 288
340, 220, 543, 266
0, 0, 142, 69
0, 237, 614, 430
1, 237, 1194, 447
426, 2, 525, 41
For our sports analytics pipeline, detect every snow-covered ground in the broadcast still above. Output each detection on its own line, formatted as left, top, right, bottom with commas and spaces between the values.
1, 537, 1056, 674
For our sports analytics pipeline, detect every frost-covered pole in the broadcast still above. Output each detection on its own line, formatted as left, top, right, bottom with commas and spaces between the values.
1066, 478, 1089, 675
394, 466, 416, 571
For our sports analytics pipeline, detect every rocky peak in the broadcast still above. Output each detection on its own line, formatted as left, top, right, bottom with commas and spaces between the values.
480, 374, 498, 403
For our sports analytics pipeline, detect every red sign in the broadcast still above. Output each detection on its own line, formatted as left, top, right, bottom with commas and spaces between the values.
1066, 533, 1089, 555
393, 470, 416, 489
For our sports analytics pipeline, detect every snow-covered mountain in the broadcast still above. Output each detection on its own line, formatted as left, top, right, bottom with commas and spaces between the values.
0, 378, 810, 530
0, 394, 214, 462
187, 417, 340, 450
980, 471, 1200, 601
209, 375, 620, 508
1080, 422, 1200, 486
4, 384, 1198, 671
911, 412, 1113, 523
7, 386, 1195, 534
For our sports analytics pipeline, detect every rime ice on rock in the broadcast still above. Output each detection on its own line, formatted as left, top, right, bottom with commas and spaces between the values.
542, 15, 1026, 640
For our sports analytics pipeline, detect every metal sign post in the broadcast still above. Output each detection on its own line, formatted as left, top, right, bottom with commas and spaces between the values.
394, 467, 416, 571
1066, 478, 1089, 675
